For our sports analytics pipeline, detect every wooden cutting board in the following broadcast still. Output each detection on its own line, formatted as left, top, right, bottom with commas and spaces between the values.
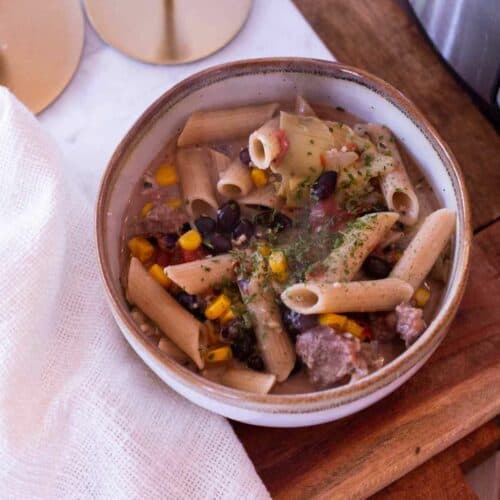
232, 1, 500, 497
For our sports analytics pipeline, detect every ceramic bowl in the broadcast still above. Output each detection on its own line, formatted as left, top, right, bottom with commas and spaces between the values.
96, 59, 471, 427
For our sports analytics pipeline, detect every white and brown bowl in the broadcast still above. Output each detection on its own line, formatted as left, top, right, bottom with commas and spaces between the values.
96, 59, 471, 427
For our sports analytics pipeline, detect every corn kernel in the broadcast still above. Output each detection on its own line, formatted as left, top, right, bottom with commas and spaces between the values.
204, 346, 232, 363
345, 319, 365, 339
250, 167, 268, 187
128, 237, 154, 263
165, 198, 182, 209
155, 164, 178, 186
148, 264, 171, 287
319, 313, 347, 330
204, 321, 219, 345
140, 202, 154, 217
205, 294, 231, 320
414, 287, 430, 308
269, 251, 287, 274
220, 308, 236, 324
178, 229, 202, 251
258, 243, 271, 256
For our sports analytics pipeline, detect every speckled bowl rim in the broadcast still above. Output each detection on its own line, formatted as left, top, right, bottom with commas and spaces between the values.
96, 58, 471, 413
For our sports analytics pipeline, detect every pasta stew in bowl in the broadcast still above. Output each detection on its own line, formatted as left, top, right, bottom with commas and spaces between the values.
96, 59, 470, 426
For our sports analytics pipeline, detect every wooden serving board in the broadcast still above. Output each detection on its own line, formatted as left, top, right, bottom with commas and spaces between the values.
232, 1, 500, 497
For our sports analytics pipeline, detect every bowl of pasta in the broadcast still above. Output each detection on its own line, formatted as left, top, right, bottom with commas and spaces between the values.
96, 58, 471, 427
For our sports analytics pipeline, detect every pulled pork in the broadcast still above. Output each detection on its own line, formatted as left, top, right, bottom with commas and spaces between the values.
296, 326, 383, 388
395, 302, 426, 347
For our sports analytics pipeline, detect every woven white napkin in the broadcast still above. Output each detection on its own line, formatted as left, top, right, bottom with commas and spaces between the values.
0, 88, 269, 499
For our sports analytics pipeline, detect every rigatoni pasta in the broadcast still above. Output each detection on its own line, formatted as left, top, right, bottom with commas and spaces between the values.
177, 102, 279, 147
221, 368, 276, 394
217, 158, 254, 198
122, 96, 456, 394
248, 118, 280, 169
177, 147, 218, 218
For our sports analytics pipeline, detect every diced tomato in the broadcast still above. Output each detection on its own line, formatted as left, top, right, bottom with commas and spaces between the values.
181, 246, 207, 263
345, 142, 358, 152
274, 129, 289, 163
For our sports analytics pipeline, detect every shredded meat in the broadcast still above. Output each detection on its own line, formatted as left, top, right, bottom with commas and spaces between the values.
127, 204, 188, 238
296, 326, 383, 388
395, 302, 426, 347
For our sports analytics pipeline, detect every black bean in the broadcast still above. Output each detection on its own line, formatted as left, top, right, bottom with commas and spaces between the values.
220, 319, 243, 341
158, 232, 178, 250
194, 216, 216, 237
232, 334, 254, 361
217, 200, 240, 233
239, 147, 251, 166
179, 222, 191, 234
205, 233, 232, 254
311, 171, 338, 200
282, 308, 318, 338
254, 209, 292, 232
362, 255, 392, 279
232, 218, 255, 246
247, 353, 265, 371
176, 292, 206, 320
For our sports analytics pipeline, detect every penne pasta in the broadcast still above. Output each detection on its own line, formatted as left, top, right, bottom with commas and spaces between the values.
158, 337, 190, 364
239, 259, 296, 382
127, 257, 205, 369
208, 148, 231, 186
166, 254, 235, 295
306, 212, 400, 283
238, 183, 282, 210
295, 95, 317, 117
248, 117, 280, 169
390, 208, 456, 289
363, 123, 420, 225
322, 149, 359, 171
177, 102, 279, 147
177, 147, 218, 218
281, 278, 414, 314
220, 368, 276, 394
335, 154, 394, 205
217, 158, 254, 198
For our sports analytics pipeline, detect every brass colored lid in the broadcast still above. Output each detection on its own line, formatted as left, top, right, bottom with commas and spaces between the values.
84, 0, 252, 65
0, 0, 84, 114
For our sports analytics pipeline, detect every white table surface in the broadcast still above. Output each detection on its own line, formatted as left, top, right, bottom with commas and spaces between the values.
39, 0, 333, 202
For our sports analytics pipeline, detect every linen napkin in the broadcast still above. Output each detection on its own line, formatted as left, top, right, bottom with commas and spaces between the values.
0, 87, 269, 499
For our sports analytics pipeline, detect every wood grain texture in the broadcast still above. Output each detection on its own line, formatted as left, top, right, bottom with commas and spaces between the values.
233, 1, 500, 496
373, 420, 500, 499
233, 221, 500, 498
292, 0, 500, 231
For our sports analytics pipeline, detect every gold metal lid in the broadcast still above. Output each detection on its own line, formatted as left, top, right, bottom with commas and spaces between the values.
0, 0, 84, 114
84, 0, 252, 65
